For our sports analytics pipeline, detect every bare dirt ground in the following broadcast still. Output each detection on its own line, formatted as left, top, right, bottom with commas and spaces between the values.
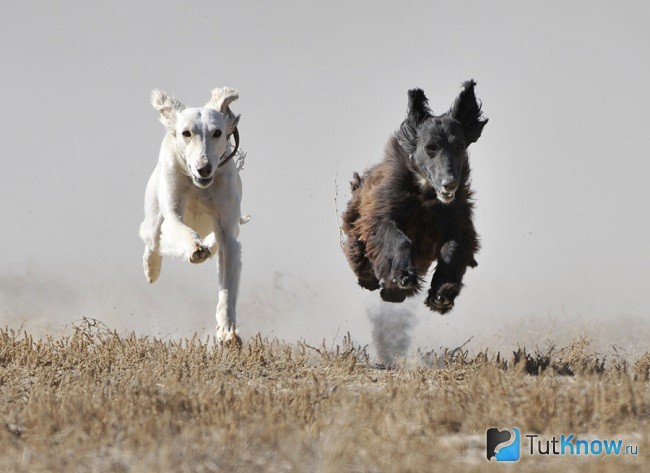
1, 319, 648, 472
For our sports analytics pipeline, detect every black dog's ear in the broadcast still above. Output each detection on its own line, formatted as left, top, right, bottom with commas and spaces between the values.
450, 80, 488, 144
406, 88, 431, 124
397, 88, 432, 153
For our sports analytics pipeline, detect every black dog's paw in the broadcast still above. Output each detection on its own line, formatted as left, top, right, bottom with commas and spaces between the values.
380, 286, 408, 303
391, 269, 418, 290
380, 272, 420, 302
425, 283, 462, 314
358, 276, 380, 291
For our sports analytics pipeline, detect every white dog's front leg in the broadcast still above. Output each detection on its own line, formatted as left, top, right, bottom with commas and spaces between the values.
160, 217, 211, 264
214, 225, 242, 346
202, 232, 218, 255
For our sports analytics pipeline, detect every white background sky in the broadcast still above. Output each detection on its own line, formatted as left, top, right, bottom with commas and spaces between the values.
1, 1, 649, 356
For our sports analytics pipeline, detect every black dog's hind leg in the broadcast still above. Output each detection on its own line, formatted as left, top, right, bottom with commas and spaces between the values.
344, 236, 380, 291
342, 173, 381, 291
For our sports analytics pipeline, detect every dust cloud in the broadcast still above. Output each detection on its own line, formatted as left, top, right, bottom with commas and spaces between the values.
3, 268, 649, 364
368, 305, 416, 366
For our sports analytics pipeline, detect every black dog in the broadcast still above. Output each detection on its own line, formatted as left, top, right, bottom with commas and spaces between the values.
342, 81, 487, 313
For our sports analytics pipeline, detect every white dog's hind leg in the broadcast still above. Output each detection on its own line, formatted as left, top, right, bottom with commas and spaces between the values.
139, 175, 164, 283
143, 246, 163, 283
215, 224, 242, 346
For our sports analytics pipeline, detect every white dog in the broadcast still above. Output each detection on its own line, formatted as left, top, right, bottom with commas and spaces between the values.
139, 86, 245, 345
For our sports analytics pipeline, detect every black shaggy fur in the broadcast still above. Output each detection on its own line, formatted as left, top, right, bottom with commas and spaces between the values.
342, 81, 488, 313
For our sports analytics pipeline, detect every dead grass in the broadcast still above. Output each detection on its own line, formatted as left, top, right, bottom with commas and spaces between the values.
0, 319, 648, 472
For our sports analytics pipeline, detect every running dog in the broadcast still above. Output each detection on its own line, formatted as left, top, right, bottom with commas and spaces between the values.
139, 86, 244, 345
342, 81, 487, 313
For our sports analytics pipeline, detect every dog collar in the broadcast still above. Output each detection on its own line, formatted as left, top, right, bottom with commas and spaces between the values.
218, 127, 240, 168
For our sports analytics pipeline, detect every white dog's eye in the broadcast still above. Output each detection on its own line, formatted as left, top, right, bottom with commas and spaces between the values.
213, 129, 222, 138
182, 130, 191, 137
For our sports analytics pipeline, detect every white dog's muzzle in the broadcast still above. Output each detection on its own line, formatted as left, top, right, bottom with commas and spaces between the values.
180, 128, 240, 189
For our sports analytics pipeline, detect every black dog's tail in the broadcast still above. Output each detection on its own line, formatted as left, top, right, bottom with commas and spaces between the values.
350, 172, 363, 192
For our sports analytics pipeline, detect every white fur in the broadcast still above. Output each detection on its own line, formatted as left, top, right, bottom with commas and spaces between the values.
139, 87, 244, 345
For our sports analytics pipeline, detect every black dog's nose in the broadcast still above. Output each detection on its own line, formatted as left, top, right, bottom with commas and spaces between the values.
441, 178, 458, 192
197, 164, 212, 177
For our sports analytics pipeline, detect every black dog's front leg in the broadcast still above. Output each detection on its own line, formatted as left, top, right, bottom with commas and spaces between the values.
369, 220, 420, 302
425, 239, 477, 314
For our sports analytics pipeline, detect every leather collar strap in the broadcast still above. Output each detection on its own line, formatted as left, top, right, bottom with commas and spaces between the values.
218, 127, 240, 168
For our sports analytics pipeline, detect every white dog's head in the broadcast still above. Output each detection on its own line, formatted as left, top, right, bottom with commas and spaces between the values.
151, 87, 240, 189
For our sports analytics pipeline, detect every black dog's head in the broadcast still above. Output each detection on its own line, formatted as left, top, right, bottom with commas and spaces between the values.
396, 81, 488, 203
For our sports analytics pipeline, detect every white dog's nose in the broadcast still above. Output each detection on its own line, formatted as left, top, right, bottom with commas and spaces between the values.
197, 163, 212, 177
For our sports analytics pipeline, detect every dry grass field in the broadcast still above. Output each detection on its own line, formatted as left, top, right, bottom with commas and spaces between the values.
1, 319, 648, 472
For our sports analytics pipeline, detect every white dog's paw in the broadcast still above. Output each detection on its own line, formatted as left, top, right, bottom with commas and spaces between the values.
143, 247, 162, 283
217, 326, 242, 348
189, 244, 211, 264
202, 233, 218, 254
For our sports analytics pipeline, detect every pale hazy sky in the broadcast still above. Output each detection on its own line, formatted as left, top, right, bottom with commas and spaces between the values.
1, 1, 649, 354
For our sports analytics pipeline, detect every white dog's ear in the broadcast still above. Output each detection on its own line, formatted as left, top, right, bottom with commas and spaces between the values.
206, 86, 239, 112
207, 86, 240, 135
151, 89, 185, 135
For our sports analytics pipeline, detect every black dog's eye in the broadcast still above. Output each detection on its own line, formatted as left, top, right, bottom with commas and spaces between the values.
453, 141, 463, 151
182, 130, 191, 137
426, 144, 438, 153
213, 129, 222, 138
